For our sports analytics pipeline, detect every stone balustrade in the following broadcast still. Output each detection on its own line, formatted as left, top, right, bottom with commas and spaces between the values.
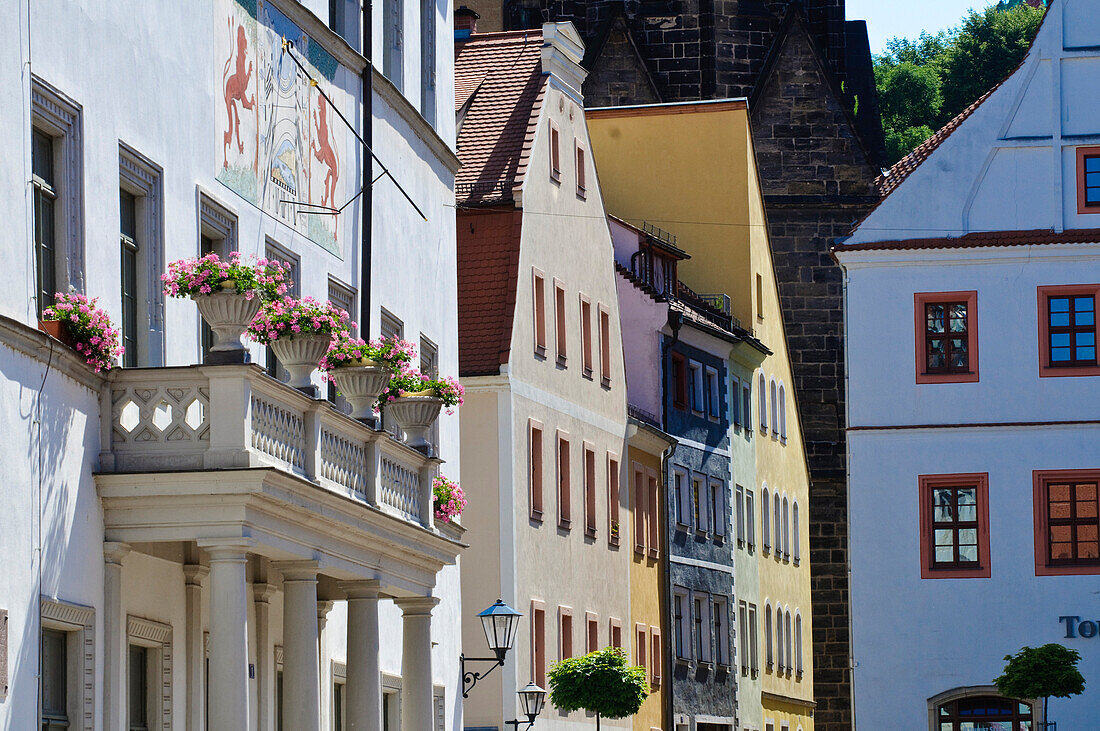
98, 364, 438, 527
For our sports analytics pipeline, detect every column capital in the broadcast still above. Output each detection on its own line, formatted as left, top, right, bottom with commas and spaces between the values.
183, 564, 210, 586
393, 596, 440, 616
338, 579, 384, 600
273, 559, 320, 583
104, 541, 132, 565
317, 600, 335, 621
252, 582, 278, 603
197, 538, 254, 562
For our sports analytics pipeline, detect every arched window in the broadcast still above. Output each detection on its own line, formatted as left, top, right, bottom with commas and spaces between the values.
775, 606, 784, 671
782, 495, 790, 558
795, 613, 803, 675
762, 486, 771, 551
793, 501, 801, 562
764, 603, 773, 668
784, 610, 793, 673
773, 493, 781, 559
936, 695, 1033, 731
778, 383, 787, 440
758, 372, 767, 432
769, 379, 778, 439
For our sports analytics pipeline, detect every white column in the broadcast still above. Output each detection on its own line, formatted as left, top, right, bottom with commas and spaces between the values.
318, 599, 334, 730
275, 561, 321, 731
183, 564, 209, 731
103, 542, 131, 731
199, 539, 253, 730
253, 582, 277, 731
339, 580, 383, 730
394, 596, 439, 731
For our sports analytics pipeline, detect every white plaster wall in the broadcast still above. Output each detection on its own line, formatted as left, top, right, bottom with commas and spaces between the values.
2, 0, 461, 727
849, 426, 1100, 730
842, 246, 1100, 429
615, 275, 665, 421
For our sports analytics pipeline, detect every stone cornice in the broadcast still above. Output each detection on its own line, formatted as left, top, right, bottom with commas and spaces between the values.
761, 690, 817, 709
0, 314, 105, 391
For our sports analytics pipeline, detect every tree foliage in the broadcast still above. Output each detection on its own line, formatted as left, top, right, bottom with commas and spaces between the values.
875, 3, 1046, 164
994, 643, 1086, 702
547, 646, 648, 722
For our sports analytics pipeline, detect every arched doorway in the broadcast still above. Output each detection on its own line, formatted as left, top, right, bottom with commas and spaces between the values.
931, 688, 1036, 730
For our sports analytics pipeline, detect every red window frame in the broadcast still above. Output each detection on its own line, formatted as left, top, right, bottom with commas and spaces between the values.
914, 291, 979, 384
918, 473, 990, 579
1075, 146, 1100, 214
1037, 284, 1100, 377
1033, 469, 1100, 576
529, 420, 544, 521
607, 454, 620, 547
557, 432, 571, 529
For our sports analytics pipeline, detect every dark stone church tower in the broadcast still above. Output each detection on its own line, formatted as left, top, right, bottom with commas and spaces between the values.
460, 2, 886, 728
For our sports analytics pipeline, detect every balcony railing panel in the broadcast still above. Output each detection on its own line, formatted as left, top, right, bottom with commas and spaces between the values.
100, 365, 438, 528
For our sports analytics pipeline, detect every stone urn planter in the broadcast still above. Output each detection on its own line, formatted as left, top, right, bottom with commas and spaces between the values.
270, 333, 333, 392
194, 283, 262, 364
329, 360, 392, 421
386, 391, 444, 454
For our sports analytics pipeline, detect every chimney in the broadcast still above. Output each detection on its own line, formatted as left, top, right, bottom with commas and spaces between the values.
455, 6, 479, 40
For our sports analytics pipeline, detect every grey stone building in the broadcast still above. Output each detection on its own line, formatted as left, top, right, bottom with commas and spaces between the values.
458, 2, 886, 727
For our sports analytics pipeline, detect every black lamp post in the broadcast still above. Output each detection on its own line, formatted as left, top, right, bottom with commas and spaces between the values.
461, 599, 522, 698
504, 682, 547, 730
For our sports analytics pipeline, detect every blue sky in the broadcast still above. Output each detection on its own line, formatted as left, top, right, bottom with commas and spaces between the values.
847, 0, 1000, 54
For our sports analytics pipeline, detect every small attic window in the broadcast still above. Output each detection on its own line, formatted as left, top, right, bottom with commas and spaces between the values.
550, 122, 561, 183
575, 140, 586, 199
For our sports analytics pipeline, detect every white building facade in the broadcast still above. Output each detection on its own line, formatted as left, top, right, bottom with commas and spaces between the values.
2, 0, 462, 729
837, 2, 1100, 729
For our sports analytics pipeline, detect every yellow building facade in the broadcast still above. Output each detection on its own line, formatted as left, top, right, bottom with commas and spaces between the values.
587, 100, 815, 731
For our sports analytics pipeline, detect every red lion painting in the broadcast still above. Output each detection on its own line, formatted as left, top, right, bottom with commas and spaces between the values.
311, 94, 340, 230
222, 22, 255, 168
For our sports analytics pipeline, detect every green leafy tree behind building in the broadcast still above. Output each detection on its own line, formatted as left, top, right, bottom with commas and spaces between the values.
546, 646, 647, 730
994, 643, 1085, 728
875, 3, 1046, 164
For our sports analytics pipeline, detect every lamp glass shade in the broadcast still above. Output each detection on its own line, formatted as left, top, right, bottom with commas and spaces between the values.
477, 599, 522, 654
517, 682, 547, 716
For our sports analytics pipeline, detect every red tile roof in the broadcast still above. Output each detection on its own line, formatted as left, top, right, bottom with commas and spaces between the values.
454, 30, 546, 204
457, 208, 524, 376
836, 228, 1100, 252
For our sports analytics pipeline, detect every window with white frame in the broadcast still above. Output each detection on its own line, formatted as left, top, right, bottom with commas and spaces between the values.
126, 615, 172, 731
735, 484, 746, 545
795, 613, 803, 676
673, 589, 691, 660
586, 613, 599, 654
705, 365, 720, 420
793, 501, 800, 562
746, 488, 756, 549
778, 382, 787, 441
731, 374, 741, 429
782, 495, 790, 559
327, 279, 358, 409
674, 469, 690, 528
265, 241, 301, 382
764, 603, 773, 669
692, 474, 708, 533
31, 77, 84, 314
532, 268, 547, 356
758, 372, 767, 432
784, 610, 793, 675
689, 360, 704, 413
762, 486, 771, 551
379, 309, 405, 435
775, 606, 785, 673
710, 478, 725, 539
748, 603, 759, 674
738, 601, 749, 675
774, 492, 782, 560
742, 380, 752, 434
693, 594, 711, 664
713, 597, 730, 666
40, 598, 97, 731
769, 379, 778, 439
650, 627, 662, 686
198, 194, 236, 360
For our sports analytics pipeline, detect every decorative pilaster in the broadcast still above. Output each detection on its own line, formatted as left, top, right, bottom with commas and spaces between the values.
253, 582, 278, 731
103, 542, 132, 731
394, 596, 439, 731
182, 564, 209, 731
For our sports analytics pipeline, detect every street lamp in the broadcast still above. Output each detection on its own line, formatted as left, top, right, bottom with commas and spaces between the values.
504, 683, 547, 730
461, 599, 522, 698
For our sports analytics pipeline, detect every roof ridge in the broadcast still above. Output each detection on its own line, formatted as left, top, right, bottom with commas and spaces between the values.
836, 227, 1100, 252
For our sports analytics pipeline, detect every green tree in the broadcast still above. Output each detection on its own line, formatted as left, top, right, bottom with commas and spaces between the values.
994, 643, 1085, 727
874, 3, 1046, 164
546, 646, 647, 729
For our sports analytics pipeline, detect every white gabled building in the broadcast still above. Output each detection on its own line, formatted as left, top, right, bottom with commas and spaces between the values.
1, 0, 463, 729
835, 2, 1100, 729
